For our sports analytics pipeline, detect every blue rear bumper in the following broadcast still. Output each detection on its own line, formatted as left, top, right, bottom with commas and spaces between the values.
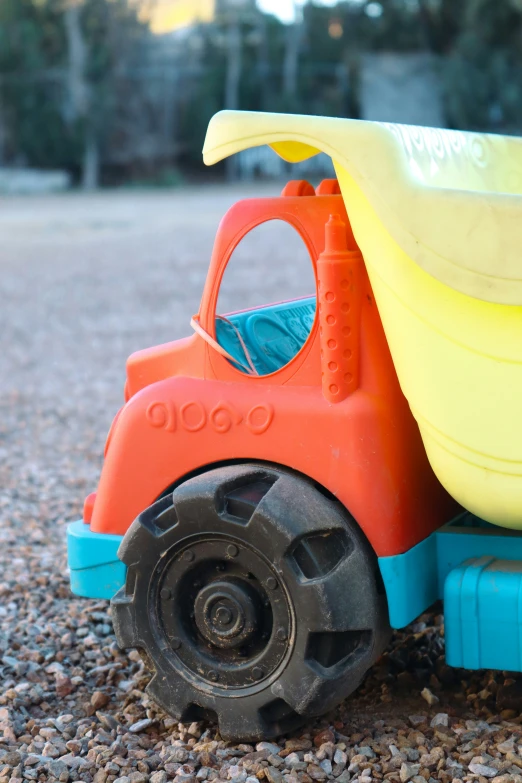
67, 520, 125, 599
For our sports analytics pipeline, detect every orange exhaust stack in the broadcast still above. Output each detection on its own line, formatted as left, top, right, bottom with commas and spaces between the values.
317, 214, 363, 403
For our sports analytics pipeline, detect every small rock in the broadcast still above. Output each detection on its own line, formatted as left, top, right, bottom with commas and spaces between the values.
3, 753, 21, 767
430, 713, 449, 728
316, 743, 334, 762
257, 744, 282, 756
313, 731, 334, 748
469, 764, 498, 778
57, 713, 74, 724
42, 742, 60, 758
55, 673, 74, 697
400, 763, 421, 782
421, 688, 439, 706
91, 691, 110, 710
170, 749, 189, 763
24, 755, 42, 766
48, 760, 68, 779
319, 760, 332, 775
198, 752, 218, 767
356, 747, 375, 759
60, 753, 90, 769
265, 768, 283, 783
129, 718, 154, 733
114, 777, 131, 783
128, 773, 148, 783
307, 765, 327, 781
97, 711, 119, 731
286, 741, 313, 752
333, 751, 347, 767
409, 715, 427, 727
175, 775, 196, 783
349, 755, 366, 772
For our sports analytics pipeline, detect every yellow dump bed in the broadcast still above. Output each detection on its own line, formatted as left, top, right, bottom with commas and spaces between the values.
204, 110, 522, 529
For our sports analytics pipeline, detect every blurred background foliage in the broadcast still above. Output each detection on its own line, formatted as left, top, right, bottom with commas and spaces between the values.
1, 0, 521, 187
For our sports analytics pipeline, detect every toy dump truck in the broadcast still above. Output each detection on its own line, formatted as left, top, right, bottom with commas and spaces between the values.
68, 111, 522, 740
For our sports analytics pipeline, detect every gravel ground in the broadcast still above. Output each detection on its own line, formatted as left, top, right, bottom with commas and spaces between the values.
2, 185, 522, 783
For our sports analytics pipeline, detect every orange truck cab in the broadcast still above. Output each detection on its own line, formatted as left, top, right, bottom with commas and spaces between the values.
82, 181, 454, 554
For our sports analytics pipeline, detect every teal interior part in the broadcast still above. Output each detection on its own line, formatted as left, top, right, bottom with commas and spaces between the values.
215, 296, 316, 375
67, 520, 125, 600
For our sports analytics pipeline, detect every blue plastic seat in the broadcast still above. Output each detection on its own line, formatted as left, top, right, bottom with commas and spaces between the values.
215, 296, 316, 375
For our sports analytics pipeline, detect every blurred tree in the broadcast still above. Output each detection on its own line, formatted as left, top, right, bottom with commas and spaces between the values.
424, 0, 522, 131
178, 9, 287, 169
76, 0, 153, 186
0, 0, 152, 182
0, 0, 80, 168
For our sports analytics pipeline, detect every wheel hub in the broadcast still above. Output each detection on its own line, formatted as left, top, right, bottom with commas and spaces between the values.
194, 581, 258, 648
156, 536, 292, 689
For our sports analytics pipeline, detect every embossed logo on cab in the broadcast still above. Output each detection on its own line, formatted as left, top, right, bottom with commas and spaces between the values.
146, 400, 273, 435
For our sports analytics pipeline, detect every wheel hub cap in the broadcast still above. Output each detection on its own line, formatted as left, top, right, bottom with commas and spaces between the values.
156, 536, 292, 689
194, 581, 258, 648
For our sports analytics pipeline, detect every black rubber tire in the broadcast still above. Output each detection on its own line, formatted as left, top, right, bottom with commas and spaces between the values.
111, 464, 390, 740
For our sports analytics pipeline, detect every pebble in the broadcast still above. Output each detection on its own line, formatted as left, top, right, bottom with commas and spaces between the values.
469, 763, 498, 778
319, 759, 332, 774
91, 690, 110, 710
308, 765, 327, 781
265, 767, 283, 783
129, 718, 155, 733
356, 747, 375, 759
400, 762, 421, 782
421, 687, 440, 706
313, 730, 335, 748
257, 743, 282, 755
431, 712, 449, 727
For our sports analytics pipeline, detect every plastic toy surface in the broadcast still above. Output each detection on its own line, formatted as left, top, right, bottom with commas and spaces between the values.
67, 110, 522, 740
